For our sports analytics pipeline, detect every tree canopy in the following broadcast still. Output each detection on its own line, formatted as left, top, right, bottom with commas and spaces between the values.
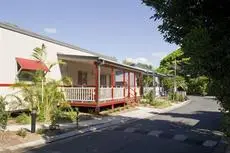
143, 0, 230, 134
157, 48, 190, 76
122, 60, 153, 70
142, 0, 230, 77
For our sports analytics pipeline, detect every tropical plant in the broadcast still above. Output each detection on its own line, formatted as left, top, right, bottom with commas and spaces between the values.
161, 76, 187, 92
143, 89, 155, 103
15, 44, 72, 123
187, 76, 209, 96
157, 49, 190, 76
168, 92, 185, 102
0, 96, 8, 130
16, 113, 30, 124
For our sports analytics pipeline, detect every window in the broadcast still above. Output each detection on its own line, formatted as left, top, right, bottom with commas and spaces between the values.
16, 57, 48, 81
78, 71, 87, 85
17, 63, 36, 81
100, 75, 107, 87
17, 70, 35, 81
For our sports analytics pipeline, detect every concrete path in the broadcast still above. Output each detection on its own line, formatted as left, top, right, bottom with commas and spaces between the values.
2, 96, 226, 153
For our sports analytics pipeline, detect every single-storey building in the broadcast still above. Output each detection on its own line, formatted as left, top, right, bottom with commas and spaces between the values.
0, 22, 164, 111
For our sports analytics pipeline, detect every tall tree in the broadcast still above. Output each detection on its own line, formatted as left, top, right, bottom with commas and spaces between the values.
143, 0, 230, 133
157, 48, 190, 77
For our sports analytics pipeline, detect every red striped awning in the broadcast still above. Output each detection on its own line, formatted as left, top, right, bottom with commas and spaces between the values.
16, 57, 49, 72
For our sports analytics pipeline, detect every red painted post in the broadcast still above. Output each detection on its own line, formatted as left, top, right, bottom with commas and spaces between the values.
128, 72, 130, 98
134, 73, 136, 102
140, 73, 143, 96
123, 70, 125, 98
134, 73, 136, 91
94, 63, 98, 102
94, 62, 101, 114
111, 67, 114, 100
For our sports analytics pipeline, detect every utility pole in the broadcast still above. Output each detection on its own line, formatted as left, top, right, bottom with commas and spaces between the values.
174, 59, 177, 93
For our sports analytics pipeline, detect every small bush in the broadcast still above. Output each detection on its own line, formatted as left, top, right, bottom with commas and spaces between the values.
51, 108, 77, 125
222, 113, 230, 137
16, 113, 30, 124
16, 128, 27, 138
177, 94, 184, 102
64, 111, 77, 122
36, 128, 46, 135
88, 108, 95, 114
168, 92, 186, 102
51, 109, 63, 126
0, 96, 8, 130
148, 99, 172, 109
143, 90, 155, 102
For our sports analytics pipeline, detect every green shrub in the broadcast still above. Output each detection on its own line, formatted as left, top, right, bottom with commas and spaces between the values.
51, 107, 77, 125
16, 128, 27, 138
0, 96, 8, 130
177, 94, 184, 102
168, 92, 186, 102
222, 113, 230, 137
142, 89, 156, 105
51, 109, 63, 126
16, 113, 30, 124
88, 108, 95, 114
149, 98, 172, 108
36, 128, 46, 135
64, 111, 76, 122
187, 76, 209, 96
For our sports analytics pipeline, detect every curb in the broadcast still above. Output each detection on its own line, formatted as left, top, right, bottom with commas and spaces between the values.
1, 100, 191, 152
158, 100, 191, 113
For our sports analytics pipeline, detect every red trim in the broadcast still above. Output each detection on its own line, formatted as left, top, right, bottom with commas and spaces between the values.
140, 73, 143, 96
134, 73, 136, 101
70, 102, 97, 107
99, 100, 125, 107
94, 63, 99, 102
111, 67, 114, 100
60, 85, 96, 87
134, 73, 136, 88
123, 71, 125, 97
16, 57, 49, 72
0, 84, 14, 87
128, 72, 130, 97
69, 97, 140, 108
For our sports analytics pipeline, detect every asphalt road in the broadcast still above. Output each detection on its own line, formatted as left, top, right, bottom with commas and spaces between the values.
13, 96, 227, 153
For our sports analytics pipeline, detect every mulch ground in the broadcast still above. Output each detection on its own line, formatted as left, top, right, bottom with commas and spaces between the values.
0, 131, 41, 148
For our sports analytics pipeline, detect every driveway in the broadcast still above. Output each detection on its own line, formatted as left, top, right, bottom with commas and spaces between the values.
7, 96, 226, 153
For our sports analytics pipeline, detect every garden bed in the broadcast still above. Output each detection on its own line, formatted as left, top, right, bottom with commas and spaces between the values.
0, 130, 41, 148
7, 112, 99, 126
140, 97, 185, 109
100, 105, 137, 115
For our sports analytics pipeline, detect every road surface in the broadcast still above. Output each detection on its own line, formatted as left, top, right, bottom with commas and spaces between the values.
6, 96, 227, 153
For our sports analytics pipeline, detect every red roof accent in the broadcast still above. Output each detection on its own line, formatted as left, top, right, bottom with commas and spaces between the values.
16, 57, 49, 72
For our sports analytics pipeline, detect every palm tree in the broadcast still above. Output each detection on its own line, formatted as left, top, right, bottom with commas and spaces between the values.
15, 44, 72, 123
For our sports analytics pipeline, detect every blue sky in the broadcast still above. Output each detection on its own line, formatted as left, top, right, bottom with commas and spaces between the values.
0, 0, 178, 68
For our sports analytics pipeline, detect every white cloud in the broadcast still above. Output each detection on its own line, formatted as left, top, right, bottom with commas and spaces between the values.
151, 51, 169, 59
44, 28, 57, 34
125, 57, 152, 65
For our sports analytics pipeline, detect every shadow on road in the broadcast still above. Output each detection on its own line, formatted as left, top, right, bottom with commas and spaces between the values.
18, 108, 225, 153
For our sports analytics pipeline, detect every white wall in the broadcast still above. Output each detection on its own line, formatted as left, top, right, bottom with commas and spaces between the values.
0, 28, 96, 84
60, 60, 96, 86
